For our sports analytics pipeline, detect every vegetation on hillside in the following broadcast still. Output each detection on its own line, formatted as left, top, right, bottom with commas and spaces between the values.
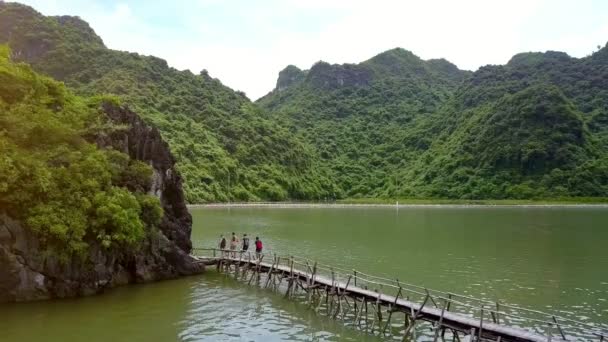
260, 47, 608, 199
0, 2, 337, 203
0, 45, 161, 258
2, 2, 607, 201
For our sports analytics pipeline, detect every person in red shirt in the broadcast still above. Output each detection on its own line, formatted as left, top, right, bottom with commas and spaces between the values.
255, 237, 263, 257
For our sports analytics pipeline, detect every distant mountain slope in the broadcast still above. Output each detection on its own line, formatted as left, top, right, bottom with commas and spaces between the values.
3, 2, 606, 200
0, 2, 336, 202
258, 48, 471, 197
259, 46, 608, 199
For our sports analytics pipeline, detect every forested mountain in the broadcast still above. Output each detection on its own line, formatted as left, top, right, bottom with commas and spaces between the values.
0, 2, 336, 202
259, 46, 608, 199
3, 2, 607, 201
0, 45, 202, 301
258, 48, 470, 197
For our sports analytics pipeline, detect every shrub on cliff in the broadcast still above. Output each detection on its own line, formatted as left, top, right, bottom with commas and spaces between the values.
0, 45, 161, 259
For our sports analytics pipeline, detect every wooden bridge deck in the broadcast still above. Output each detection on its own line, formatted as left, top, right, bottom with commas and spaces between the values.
192, 250, 606, 342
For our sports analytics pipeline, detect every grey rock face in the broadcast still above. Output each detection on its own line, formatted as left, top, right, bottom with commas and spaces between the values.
0, 103, 203, 303
307, 61, 373, 89
276, 65, 307, 91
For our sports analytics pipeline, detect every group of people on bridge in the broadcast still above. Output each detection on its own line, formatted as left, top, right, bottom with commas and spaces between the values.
218, 232, 263, 258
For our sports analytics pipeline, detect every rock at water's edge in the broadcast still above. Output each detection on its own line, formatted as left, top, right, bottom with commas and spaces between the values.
0, 103, 203, 303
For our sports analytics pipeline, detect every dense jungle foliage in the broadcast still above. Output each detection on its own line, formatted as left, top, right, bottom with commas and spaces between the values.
2, 2, 607, 201
259, 47, 608, 199
0, 2, 337, 203
0, 45, 162, 257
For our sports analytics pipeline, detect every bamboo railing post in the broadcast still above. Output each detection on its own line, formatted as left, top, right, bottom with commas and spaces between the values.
425, 287, 438, 308
337, 275, 352, 320
369, 289, 383, 333
329, 267, 335, 315
441, 294, 452, 340
365, 296, 369, 331
453, 329, 461, 342
257, 254, 264, 282
264, 254, 276, 288
433, 297, 448, 342
383, 286, 400, 336
316, 286, 325, 312
355, 297, 365, 327
382, 303, 392, 336
552, 316, 566, 341
479, 305, 484, 342
496, 302, 500, 324
403, 304, 416, 340
447, 293, 453, 311
235, 251, 242, 277
376, 289, 383, 323
353, 270, 358, 314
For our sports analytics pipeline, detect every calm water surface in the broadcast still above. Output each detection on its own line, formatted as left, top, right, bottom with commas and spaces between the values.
1, 206, 607, 341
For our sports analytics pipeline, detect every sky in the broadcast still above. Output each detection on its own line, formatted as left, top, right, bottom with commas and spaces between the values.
18, 0, 608, 100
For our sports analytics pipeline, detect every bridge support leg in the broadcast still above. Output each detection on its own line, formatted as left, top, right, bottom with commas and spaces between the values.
354, 297, 365, 328
382, 304, 393, 336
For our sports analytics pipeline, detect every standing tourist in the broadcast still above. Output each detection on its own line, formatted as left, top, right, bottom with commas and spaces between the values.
255, 236, 263, 258
242, 233, 250, 252
229, 232, 238, 258
218, 235, 227, 256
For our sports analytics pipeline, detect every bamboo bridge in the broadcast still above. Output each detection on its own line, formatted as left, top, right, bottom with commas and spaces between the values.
192, 248, 607, 342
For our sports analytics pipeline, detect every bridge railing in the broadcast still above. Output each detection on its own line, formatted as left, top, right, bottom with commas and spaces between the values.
192, 247, 607, 341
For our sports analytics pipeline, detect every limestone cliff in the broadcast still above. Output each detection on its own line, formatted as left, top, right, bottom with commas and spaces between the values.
0, 103, 203, 303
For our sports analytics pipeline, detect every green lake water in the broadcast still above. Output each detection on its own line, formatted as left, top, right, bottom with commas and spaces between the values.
1, 206, 607, 341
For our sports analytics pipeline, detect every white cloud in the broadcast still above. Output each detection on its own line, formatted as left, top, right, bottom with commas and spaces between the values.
17, 0, 608, 100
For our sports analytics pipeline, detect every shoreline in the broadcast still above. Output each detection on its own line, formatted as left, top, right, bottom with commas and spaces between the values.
188, 202, 608, 209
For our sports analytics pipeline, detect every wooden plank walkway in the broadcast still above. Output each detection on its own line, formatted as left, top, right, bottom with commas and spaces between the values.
192, 249, 606, 342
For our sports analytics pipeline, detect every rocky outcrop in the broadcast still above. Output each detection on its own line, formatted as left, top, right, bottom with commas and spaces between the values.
276, 65, 307, 91
307, 61, 373, 89
0, 103, 203, 303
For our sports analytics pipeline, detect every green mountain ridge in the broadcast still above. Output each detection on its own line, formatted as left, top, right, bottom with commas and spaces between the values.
259, 45, 608, 199
2, 1, 607, 200
0, 2, 336, 203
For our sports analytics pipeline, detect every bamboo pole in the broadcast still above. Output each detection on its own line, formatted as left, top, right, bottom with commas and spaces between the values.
315, 286, 325, 312
337, 276, 352, 320
426, 288, 439, 308
552, 316, 566, 341
235, 251, 242, 278
355, 297, 365, 328
447, 293, 453, 311
495, 302, 500, 324
433, 297, 448, 342
453, 329, 461, 342
264, 255, 276, 288
365, 296, 369, 332
382, 303, 393, 336
479, 305, 484, 342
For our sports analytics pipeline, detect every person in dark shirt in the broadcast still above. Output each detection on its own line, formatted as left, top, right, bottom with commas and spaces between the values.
218, 235, 227, 256
242, 234, 250, 251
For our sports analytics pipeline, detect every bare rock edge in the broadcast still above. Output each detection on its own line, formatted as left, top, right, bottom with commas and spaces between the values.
0, 102, 204, 303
